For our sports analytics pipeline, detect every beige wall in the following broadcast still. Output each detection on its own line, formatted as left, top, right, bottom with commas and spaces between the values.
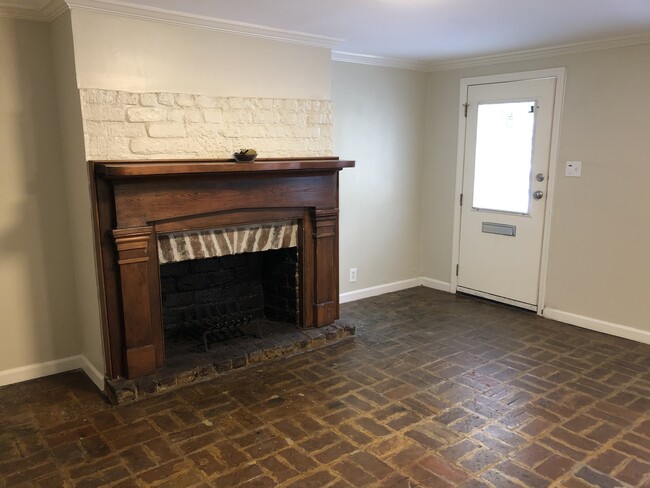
51, 12, 106, 378
332, 62, 426, 294
422, 43, 650, 334
70, 9, 332, 100
0, 17, 80, 375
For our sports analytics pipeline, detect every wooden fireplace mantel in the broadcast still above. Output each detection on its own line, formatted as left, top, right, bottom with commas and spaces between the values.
94, 157, 355, 177
91, 157, 354, 380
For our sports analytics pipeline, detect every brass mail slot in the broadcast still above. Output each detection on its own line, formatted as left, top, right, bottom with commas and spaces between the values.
482, 222, 516, 237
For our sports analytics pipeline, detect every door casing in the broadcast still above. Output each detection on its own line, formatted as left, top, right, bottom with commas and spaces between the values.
450, 68, 567, 316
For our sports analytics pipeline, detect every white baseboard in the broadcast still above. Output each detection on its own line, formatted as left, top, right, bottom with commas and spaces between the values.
0, 354, 105, 390
339, 280, 650, 347
543, 308, 650, 345
80, 355, 106, 390
0, 355, 83, 388
339, 276, 451, 304
420, 277, 452, 293
340, 278, 422, 304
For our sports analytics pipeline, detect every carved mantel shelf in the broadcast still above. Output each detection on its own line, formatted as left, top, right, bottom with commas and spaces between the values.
94, 157, 355, 177
91, 157, 354, 381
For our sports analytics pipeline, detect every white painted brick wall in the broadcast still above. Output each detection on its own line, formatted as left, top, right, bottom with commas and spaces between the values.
79, 89, 334, 160
146, 122, 186, 138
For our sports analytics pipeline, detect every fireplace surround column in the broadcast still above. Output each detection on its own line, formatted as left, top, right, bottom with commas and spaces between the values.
113, 226, 163, 377
312, 209, 339, 325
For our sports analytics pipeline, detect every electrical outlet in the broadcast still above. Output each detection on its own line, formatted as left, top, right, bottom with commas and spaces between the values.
349, 268, 357, 283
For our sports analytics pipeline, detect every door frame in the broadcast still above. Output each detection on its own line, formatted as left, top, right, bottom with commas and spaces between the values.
450, 68, 567, 315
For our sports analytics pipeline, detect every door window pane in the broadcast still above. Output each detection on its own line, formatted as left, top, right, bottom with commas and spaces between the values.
473, 101, 535, 214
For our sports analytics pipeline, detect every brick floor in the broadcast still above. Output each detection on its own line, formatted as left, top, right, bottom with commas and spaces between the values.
1, 287, 649, 487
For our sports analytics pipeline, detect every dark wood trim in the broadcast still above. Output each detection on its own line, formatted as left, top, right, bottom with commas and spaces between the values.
92, 173, 123, 378
300, 209, 315, 327
334, 173, 341, 320
94, 158, 354, 177
91, 158, 354, 380
312, 209, 338, 326
112, 227, 161, 378
154, 208, 305, 234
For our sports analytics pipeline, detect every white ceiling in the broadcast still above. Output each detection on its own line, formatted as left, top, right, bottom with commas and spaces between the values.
3, 0, 650, 68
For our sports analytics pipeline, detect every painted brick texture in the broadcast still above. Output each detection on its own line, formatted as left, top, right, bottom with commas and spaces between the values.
80, 89, 333, 160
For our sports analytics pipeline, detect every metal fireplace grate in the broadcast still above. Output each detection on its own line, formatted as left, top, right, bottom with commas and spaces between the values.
175, 302, 258, 351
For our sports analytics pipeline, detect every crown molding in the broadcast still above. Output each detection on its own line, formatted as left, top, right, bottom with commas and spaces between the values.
41, 0, 67, 20
0, 0, 66, 21
426, 33, 650, 72
334, 33, 650, 73
64, 0, 342, 48
332, 51, 430, 72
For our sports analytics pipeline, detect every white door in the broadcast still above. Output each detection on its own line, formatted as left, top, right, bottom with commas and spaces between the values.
457, 78, 557, 311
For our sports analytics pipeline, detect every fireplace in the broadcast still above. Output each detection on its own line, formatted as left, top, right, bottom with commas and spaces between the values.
160, 239, 299, 354
91, 157, 354, 381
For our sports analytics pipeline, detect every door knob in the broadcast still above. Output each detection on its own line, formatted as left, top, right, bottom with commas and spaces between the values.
536, 173, 545, 182
533, 190, 544, 200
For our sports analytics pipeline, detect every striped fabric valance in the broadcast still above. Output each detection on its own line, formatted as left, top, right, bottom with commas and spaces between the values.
158, 221, 298, 264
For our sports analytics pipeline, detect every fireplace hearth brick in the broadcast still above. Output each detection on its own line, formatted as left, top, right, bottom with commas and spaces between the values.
105, 322, 355, 404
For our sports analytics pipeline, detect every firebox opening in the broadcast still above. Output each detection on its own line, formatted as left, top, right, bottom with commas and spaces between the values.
160, 247, 299, 356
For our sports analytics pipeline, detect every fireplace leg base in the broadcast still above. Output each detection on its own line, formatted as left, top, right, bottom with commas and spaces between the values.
103, 320, 356, 404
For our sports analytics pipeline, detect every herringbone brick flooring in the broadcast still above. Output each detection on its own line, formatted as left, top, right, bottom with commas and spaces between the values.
1, 287, 649, 487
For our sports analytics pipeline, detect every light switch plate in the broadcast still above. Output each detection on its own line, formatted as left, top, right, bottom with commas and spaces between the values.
566, 160, 582, 177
